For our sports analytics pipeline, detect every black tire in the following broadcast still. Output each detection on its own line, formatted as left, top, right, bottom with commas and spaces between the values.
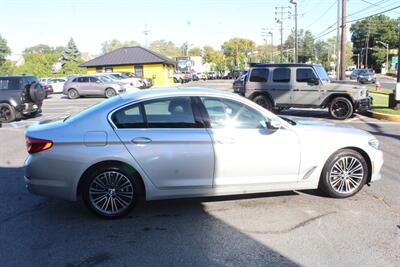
105, 88, 116, 98
253, 95, 273, 111
329, 97, 353, 120
173, 77, 179, 83
0, 103, 16, 123
319, 149, 368, 198
82, 164, 143, 218
68, 88, 79, 99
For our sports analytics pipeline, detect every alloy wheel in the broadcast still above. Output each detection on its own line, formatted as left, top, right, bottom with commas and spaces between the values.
89, 171, 135, 215
329, 156, 364, 194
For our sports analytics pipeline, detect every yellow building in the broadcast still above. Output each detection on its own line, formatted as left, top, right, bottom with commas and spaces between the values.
81, 46, 176, 87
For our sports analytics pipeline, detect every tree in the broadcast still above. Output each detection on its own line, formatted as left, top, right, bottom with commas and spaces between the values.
14, 53, 60, 77
101, 39, 139, 54
149, 40, 180, 58
0, 34, 11, 66
350, 15, 400, 69
61, 38, 81, 67
188, 47, 201, 57
222, 38, 256, 70
202, 45, 217, 63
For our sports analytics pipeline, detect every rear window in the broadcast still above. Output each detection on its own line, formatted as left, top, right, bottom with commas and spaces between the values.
0, 77, 22, 90
249, 69, 269, 82
273, 68, 290, 83
111, 104, 146, 128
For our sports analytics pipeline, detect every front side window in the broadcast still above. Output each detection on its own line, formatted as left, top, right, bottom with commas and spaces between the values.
273, 68, 291, 83
200, 97, 266, 129
143, 97, 198, 128
111, 104, 145, 128
296, 68, 317, 83
249, 68, 269, 82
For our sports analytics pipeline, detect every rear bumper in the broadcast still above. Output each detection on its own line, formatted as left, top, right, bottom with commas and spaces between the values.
355, 97, 372, 112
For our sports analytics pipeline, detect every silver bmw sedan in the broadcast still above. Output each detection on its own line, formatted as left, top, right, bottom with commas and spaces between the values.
24, 88, 383, 218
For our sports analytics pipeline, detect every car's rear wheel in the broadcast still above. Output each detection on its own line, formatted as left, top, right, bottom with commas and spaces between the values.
329, 97, 353, 120
105, 88, 116, 98
253, 95, 273, 111
82, 165, 142, 218
68, 88, 79, 99
0, 103, 16, 123
319, 149, 368, 198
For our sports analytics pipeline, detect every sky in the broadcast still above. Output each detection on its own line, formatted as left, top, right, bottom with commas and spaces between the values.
1, 0, 399, 58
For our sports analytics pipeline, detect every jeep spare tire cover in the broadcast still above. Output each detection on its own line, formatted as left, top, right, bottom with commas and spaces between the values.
29, 82, 46, 103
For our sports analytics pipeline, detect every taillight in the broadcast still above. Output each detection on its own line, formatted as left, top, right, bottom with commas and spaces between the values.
26, 137, 53, 154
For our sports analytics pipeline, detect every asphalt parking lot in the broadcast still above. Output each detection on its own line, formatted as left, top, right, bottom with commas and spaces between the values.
0, 80, 399, 266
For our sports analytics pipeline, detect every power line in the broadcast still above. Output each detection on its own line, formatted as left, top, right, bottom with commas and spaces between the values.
303, 0, 337, 30
347, 4, 400, 23
359, 0, 400, 16
347, 0, 387, 18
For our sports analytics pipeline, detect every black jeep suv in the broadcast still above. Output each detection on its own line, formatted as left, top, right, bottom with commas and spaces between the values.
0, 75, 46, 123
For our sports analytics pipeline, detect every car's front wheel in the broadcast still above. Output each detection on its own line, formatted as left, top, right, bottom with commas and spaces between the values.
105, 88, 116, 98
82, 165, 142, 218
319, 149, 368, 198
329, 97, 353, 120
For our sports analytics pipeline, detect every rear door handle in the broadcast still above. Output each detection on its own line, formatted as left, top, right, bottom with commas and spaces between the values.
293, 89, 300, 91
131, 137, 152, 144
217, 137, 235, 144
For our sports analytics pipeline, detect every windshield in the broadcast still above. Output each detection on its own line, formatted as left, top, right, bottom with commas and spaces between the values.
119, 73, 130, 79
314, 65, 330, 82
99, 76, 111, 82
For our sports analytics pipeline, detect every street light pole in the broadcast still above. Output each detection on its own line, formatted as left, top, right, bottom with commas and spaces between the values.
376, 41, 389, 74
396, 24, 400, 109
268, 32, 274, 62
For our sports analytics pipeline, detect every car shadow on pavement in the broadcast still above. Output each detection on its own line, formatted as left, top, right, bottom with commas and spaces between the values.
0, 166, 300, 266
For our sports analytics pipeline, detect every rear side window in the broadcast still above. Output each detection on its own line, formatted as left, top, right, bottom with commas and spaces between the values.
249, 69, 269, 82
77, 77, 89, 83
0, 78, 21, 90
296, 68, 317, 83
273, 68, 291, 83
111, 104, 146, 128
143, 97, 199, 128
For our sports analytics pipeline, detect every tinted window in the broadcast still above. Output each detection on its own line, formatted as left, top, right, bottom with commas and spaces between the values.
201, 97, 266, 129
0, 77, 21, 90
296, 68, 317, 83
249, 69, 269, 82
314, 65, 330, 82
111, 104, 145, 128
89, 77, 100, 83
273, 68, 290, 83
77, 77, 89, 83
143, 97, 198, 128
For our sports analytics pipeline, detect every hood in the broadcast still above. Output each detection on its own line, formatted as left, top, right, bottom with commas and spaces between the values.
287, 117, 374, 140
324, 82, 366, 92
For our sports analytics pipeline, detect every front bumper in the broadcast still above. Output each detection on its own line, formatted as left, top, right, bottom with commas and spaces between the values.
355, 97, 372, 112
369, 148, 383, 182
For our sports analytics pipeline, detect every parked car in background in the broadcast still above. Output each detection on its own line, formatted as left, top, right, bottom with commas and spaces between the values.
357, 69, 376, 84
207, 71, 217, 80
349, 69, 363, 80
63, 75, 126, 99
240, 63, 371, 120
24, 88, 383, 218
0, 75, 46, 122
119, 72, 153, 89
173, 72, 191, 83
40, 81, 53, 98
46, 78, 66, 93
232, 73, 248, 94
103, 72, 144, 88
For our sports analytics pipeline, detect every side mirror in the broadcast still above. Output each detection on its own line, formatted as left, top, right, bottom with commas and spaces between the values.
96, 80, 101, 84
308, 78, 319, 85
267, 118, 281, 130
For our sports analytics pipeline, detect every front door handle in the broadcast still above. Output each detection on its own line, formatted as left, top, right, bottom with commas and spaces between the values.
293, 88, 300, 91
131, 137, 152, 144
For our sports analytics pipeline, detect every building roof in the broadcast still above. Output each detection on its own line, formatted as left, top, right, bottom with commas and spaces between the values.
80, 46, 176, 67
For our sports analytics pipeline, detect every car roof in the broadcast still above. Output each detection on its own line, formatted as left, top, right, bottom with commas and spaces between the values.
120, 87, 239, 102
249, 63, 320, 68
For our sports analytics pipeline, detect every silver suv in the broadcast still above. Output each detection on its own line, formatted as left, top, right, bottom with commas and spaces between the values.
63, 75, 126, 99
235, 63, 371, 120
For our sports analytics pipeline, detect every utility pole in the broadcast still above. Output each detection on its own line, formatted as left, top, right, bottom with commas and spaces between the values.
365, 19, 371, 68
275, 6, 291, 63
376, 41, 389, 74
142, 24, 151, 47
336, 0, 341, 80
396, 23, 400, 110
269, 32, 274, 62
339, 0, 347, 80
261, 28, 273, 62
290, 0, 299, 63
